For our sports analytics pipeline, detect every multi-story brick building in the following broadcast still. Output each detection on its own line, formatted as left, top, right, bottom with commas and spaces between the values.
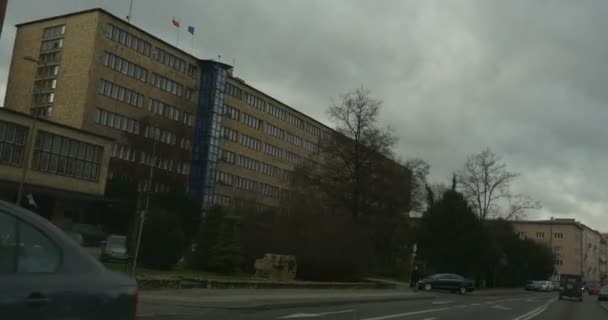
4, 8, 333, 211
511, 218, 605, 283
0, 108, 113, 225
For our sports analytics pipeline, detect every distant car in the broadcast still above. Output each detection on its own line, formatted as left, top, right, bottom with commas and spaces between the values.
417, 273, 474, 294
587, 284, 601, 295
0, 200, 138, 319
559, 274, 584, 302
72, 223, 107, 247
101, 235, 129, 262
537, 280, 554, 292
525, 280, 540, 291
598, 287, 608, 301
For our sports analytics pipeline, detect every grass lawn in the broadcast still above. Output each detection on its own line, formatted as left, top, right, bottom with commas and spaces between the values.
103, 261, 255, 280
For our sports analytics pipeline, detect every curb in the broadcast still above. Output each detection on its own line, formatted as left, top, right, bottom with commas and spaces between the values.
138, 293, 436, 316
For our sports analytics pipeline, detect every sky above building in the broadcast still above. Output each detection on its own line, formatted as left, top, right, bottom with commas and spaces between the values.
1, 0, 607, 230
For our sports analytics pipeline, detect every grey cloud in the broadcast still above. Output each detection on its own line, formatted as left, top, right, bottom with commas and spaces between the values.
2, 0, 608, 230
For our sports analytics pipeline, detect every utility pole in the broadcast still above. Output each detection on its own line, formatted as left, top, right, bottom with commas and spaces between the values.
16, 56, 47, 206
130, 135, 157, 276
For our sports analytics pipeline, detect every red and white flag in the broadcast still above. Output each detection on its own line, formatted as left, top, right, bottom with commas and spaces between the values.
172, 17, 180, 28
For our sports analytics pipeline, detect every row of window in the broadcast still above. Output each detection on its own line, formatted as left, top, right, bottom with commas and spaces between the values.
143, 125, 177, 146
222, 127, 239, 142
33, 93, 55, 106
39, 52, 61, 65
33, 131, 102, 181
150, 73, 184, 97
285, 150, 302, 165
260, 183, 281, 198
148, 99, 180, 121
215, 171, 284, 198
263, 142, 283, 158
223, 104, 240, 120
94, 108, 141, 135
102, 51, 148, 82
237, 155, 259, 171
285, 132, 303, 148
153, 48, 186, 73
139, 151, 174, 172
239, 134, 262, 150
244, 93, 266, 111
518, 231, 565, 240
218, 148, 288, 180
264, 123, 284, 139
240, 112, 263, 130
34, 79, 57, 92
37, 65, 59, 78
112, 143, 137, 162
218, 148, 236, 163
179, 137, 192, 150
43, 25, 65, 39
0, 121, 27, 167
40, 39, 63, 52
105, 24, 151, 57
225, 82, 328, 140
112, 143, 191, 175
98, 79, 145, 109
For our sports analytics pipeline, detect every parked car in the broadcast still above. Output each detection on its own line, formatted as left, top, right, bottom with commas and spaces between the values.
72, 223, 107, 247
598, 287, 608, 301
0, 200, 138, 319
101, 235, 129, 262
586, 283, 601, 295
559, 274, 584, 302
537, 280, 554, 291
525, 280, 540, 291
417, 273, 474, 294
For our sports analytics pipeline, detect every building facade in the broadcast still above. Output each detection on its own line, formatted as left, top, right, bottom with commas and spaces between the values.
0, 108, 113, 226
4, 8, 333, 210
5, 9, 199, 193
511, 218, 605, 283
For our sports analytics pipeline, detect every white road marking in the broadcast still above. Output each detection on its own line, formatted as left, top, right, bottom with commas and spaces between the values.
360, 307, 449, 320
432, 300, 453, 305
492, 305, 512, 310
455, 305, 467, 308
279, 310, 355, 319
512, 298, 556, 320
470, 303, 481, 306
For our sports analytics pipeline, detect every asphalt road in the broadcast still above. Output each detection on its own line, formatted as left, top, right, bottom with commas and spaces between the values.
138, 291, 608, 320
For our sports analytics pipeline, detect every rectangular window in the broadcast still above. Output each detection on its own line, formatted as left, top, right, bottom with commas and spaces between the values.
554, 233, 564, 239
154, 48, 187, 73
536, 232, 545, 239
223, 104, 240, 120
216, 171, 234, 186
268, 103, 286, 121
105, 24, 151, 56
240, 112, 263, 130
98, 79, 144, 108
239, 134, 261, 150
42, 25, 66, 38
218, 149, 236, 163
0, 121, 28, 167
243, 93, 266, 111
102, 51, 148, 82
32, 131, 102, 181
264, 123, 284, 139
224, 82, 243, 99
94, 108, 140, 134
150, 73, 184, 97
221, 127, 239, 142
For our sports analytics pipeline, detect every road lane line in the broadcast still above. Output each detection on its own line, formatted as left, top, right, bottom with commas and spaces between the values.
492, 305, 512, 310
512, 298, 556, 320
360, 307, 449, 320
470, 303, 481, 306
279, 309, 355, 319
432, 300, 453, 305
455, 305, 467, 308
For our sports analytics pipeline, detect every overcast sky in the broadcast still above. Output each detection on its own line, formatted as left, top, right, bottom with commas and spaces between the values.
2, 0, 607, 231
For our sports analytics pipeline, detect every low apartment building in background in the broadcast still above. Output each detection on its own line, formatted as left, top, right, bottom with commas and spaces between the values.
0, 108, 113, 226
3, 8, 334, 212
511, 218, 606, 283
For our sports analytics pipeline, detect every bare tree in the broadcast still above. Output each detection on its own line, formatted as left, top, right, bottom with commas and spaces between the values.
404, 158, 430, 213
457, 148, 540, 220
325, 86, 396, 219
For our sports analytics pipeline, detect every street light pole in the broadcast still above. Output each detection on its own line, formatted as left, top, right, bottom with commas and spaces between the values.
16, 56, 46, 206
130, 136, 157, 276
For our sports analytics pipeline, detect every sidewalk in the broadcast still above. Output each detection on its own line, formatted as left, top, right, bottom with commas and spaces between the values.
138, 288, 435, 315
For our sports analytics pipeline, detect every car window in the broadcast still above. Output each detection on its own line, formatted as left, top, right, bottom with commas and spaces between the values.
17, 221, 61, 273
0, 211, 18, 273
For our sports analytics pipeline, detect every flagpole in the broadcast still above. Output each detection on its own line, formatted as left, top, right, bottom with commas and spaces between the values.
191, 33, 194, 54
176, 27, 180, 47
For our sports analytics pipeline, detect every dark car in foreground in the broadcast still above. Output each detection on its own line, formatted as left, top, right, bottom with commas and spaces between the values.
598, 287, 608, 301
101, 235, 129, 262
559, 274, 584, 302
0, 200, 138, 319
417, 273, 474, 294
